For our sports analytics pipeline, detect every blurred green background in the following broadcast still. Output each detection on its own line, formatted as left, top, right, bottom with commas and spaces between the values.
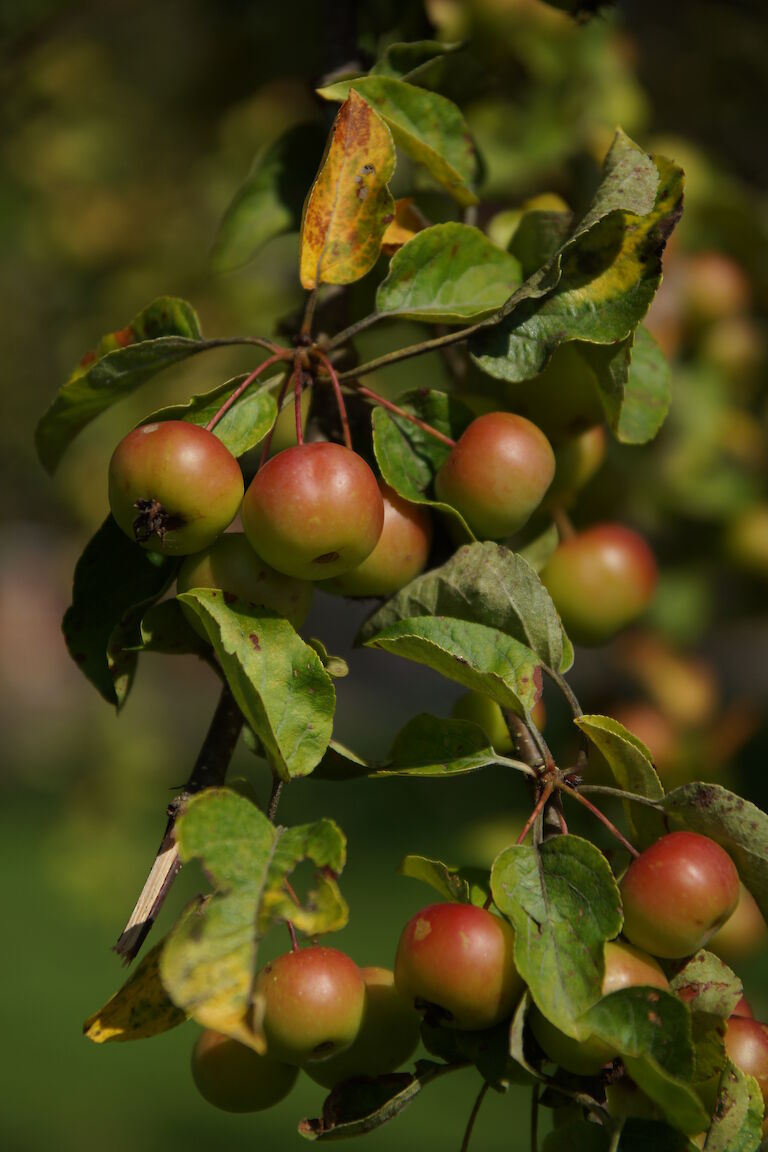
3, 1, 768, 1149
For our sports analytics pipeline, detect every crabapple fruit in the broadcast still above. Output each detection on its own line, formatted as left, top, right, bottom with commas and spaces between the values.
394, 902, 523, 1030
255, 946, 366, 1064
529, 940, 668, 1075
434, 412, 555, 539
108, 421, 244, 555
620, 831, 740, 959
191, 1029, 298, 1112
177, 533, 313, 635
725, 1017, 768, 1106
546, 425, 607, 508
322, 482, 432, 597
709, 884, 767, 962
540, 523, 657, 645
242, 443, 384, 580
305, 967, 421, 1089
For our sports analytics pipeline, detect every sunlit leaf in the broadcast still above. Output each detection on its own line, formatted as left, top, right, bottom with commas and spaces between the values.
84, 941, 186, 1043
146, 372, 279, 457
575, 715, 665, 846
36, 297, 205, 471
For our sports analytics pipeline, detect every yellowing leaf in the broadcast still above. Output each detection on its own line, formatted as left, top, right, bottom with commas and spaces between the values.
381, 197, 429, 254
83, 942, 186, 1043
299, 91, 395, 290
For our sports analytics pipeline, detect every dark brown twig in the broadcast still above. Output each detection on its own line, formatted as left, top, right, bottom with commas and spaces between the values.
114, 686, 243, 962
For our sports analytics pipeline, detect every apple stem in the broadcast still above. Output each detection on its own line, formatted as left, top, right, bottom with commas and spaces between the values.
563, 786, 640, 858
300, 287, 319, 338
517, 782, 554, 846
460, 1082, 489, 1152
530, 1083, 540, 1152
316, 351, 353, 450
354, 384, 457, 449
552, 506, 576, 541
204, 351, 291, 432
287, 921, 300, 952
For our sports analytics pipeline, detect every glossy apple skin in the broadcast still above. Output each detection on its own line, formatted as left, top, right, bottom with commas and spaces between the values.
733, 996, 754, 1019
709, 884, 767, 962
450, 690, 514, 754
529, 940, 668, 1075
177, 533, 313, 636
540, 523, 658, 646
242, 443, 384, 580
434, 412, 555, 539
394, 902, 523, 1030
255, 946, 366, 1065
305, 967, 421, 1089
322, 482, 432, 597
108, 421, 244, 555
621, 832, 740, 959
191, 1029, 298, 1112
725, 1017, 768, 1105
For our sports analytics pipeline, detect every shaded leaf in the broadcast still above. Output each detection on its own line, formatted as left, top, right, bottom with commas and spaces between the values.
491, 835, 622, 1038
543, 1121, 610, 1152
212, 123, 326, 274
147, 372, 278, 457
178, 590, 334, 780
586, 987, 694, 1079
364, 615, 542, 716
36, 297, 204, 471
376, 223, 522, 322
84, 941, 186, 1043
298, 1060, 459, 1141
398, 854, 490, 906
299, 91, 395, 290
306, 638, 349, 678
370, 389, 474, 534
370, 40, 454, 82
660, 783, 768, 922
131, 598, 208, 656
359, 540, 569, 675
381, 196, 429, 253
583, 326, 671, 445
575, 715, 665, 847
161, 789, 347, 1048
470, 154, 683, 383
318, 76, 478, 206
509, 209, 573, 279
62, 516, 177, 707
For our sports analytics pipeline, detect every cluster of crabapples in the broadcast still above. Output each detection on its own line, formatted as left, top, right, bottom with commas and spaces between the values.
189, 830, 768, 1118
107, 402, 657, 643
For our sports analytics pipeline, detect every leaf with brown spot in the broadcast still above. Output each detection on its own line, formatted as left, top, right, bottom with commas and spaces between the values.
84, 941, 186, 1043
299, 91, 395, 290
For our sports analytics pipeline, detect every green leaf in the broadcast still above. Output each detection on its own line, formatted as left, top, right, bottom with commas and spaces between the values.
318, 76, 478, 206
211, 123, 326, 274
669, 952, 743, 1020
621, 1054, 710, 1137
583, 326, 671, 445
131, 599, 208, 656
376, 223, 522, 323
516, 521, 560, 574
575, 715, 665, 847
62, 516, 177, 707
298, 1060, 460, 1141
370, 389, 474, 533
365, 616, 542, 716
306, 638, 349, 679
369, 40, 454, 82
617, 1121, 694, 1151
704, 1061, 764, 1152
146, 373, 278, 457
359, 540, 570, 675
178, 590, 334, 780
660, 783, 768, 923
83, 940, 186, 1043
161, 789, 347, 1047
470, 154, 683, 383
586, 987, 694, 1078
35, 297, 205, 471
385, 713, 500, 776
397, 854, 490, 906
491, 835, 622, 1039
509, 209, 573, 279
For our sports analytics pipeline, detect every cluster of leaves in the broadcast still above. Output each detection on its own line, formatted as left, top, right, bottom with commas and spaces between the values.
33, 31, 768, 1151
